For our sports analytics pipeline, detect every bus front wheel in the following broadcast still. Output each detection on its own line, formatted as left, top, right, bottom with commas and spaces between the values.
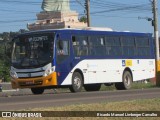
31, 87, 44, 94
69, 72, 83, 93
115, 71, 132, 90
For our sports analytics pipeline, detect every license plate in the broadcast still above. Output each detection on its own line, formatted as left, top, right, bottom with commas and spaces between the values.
25, 81, 34, 85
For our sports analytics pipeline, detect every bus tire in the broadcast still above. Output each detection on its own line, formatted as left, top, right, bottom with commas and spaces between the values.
115, 71, 132, 90
69, 72, 83, 93
84, 84, 101, 91
31, 88, 44, 94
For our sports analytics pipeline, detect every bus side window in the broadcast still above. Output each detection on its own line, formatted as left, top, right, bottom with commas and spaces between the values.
57, 40, 69, 55
106, 36, 122, 56
136, 37, 150, 56
81, 39, 88, 56
72, 36, 76, 45
56, 40, 69, 64
72, 36, 79, 56
58, 40, 63, 50
89, 36, 105, 56
72, 36, 88, 56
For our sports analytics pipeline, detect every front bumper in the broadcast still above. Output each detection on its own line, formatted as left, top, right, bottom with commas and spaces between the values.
11, 72, 57, 89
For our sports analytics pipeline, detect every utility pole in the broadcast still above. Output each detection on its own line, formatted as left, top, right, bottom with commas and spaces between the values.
85, 0, 91, 27
152, 0, 160, 85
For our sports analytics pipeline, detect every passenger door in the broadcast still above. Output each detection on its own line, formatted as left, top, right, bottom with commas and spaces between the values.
55, 34, 72, 85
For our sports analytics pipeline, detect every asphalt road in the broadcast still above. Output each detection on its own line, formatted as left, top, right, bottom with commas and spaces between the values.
0, 88, 160, 111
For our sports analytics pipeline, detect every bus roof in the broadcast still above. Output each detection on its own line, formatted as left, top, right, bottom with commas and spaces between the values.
17, 28, 152, 37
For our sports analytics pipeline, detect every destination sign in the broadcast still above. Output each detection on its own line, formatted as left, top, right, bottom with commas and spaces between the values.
28, 36, 48, 42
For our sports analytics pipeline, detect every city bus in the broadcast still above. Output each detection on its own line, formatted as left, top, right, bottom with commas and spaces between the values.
10, 28, 155, 94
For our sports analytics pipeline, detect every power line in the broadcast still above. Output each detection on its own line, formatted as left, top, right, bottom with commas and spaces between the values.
90, 4, 152, 15
0, 19, 36, 23
0, 8, 38, 14
90, 2, 151, 12
96, 0, 150, 6
92, 14, 138, 19
0, 0, 152, 15
0, 0, 155, 32
75, 0, 85, 8
0, 0, 78, 4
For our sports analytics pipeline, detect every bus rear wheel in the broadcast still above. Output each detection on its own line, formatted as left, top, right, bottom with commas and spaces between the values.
115, 71, 132, 90
84, 84, 101, 92
31, 87, 44, 94
69, 72, 83, 93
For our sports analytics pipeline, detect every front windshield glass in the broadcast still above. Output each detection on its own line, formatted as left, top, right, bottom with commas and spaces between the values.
12, 33, 54, 68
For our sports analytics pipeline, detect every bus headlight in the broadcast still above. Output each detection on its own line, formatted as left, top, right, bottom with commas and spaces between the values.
43, 67, 55, 77
10, 71, 18, 79
44, 69, 52, 77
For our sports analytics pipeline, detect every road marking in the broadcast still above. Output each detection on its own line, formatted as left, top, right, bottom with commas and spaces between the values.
2, 89, 19, 92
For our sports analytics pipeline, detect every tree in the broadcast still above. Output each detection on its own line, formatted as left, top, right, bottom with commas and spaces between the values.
79, 16, 87, 23
0, 31, 20, 82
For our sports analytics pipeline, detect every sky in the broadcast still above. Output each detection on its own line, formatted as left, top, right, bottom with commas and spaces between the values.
0, 0, 159, 34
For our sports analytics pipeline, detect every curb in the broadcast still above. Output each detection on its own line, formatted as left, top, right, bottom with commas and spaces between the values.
2, 89, 19, 92
0, 82, 14, 92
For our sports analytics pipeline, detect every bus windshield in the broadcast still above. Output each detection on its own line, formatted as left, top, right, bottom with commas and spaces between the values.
12, 33, 54, 68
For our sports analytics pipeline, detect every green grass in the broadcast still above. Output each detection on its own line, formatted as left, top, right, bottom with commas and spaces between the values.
3, 97, 160, 120
2, 82, 159, 120
131, 82, 156, 89
58, 81, 157, 93
29, 98, 160, 111
97, 81, 156, 92
16, 98, 159, 120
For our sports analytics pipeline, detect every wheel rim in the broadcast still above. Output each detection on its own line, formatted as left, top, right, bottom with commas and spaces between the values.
73, 76, 81, 89
124, 74, 131, 87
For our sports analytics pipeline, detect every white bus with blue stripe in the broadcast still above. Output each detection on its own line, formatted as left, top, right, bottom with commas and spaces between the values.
10, 29, 155, 94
